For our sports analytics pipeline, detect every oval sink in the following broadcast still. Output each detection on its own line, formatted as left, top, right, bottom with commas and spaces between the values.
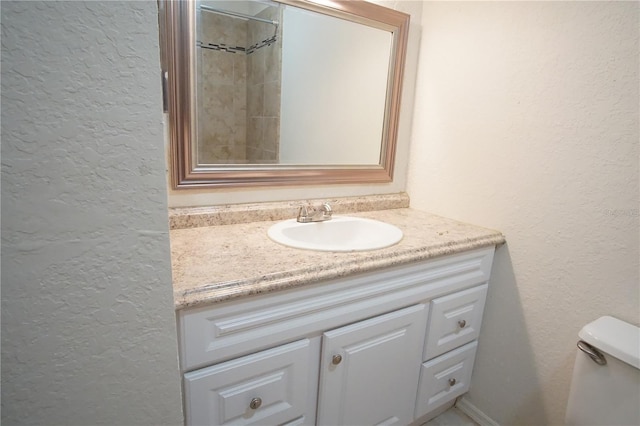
267, 216, 403, 252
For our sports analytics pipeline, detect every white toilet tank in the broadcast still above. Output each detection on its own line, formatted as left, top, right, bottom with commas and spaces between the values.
565, 316, 640, 426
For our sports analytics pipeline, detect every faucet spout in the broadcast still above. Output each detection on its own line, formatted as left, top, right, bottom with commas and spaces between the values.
297, 202, 333, 223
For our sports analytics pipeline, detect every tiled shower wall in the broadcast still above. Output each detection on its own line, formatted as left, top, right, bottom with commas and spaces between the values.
197, 6, 282, 164
246, 7, 282, 163
198, 12, 247, 163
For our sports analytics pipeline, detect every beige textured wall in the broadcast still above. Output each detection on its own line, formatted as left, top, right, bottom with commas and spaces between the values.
408, 2, 639, 424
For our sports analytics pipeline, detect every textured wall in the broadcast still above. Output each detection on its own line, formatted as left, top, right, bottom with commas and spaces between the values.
408, 2, 639, 425
1, 2, 184, 425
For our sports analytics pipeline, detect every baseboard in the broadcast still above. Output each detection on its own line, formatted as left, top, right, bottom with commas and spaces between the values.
455, 396, 500, 426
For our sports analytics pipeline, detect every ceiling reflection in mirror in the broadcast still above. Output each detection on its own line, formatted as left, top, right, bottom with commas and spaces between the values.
162, 0, 410, 188
196, 0, 391, 166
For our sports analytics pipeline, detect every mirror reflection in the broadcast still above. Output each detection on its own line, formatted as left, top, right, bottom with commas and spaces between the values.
195, 0, 392, 166
162, 0, 409, 188
196, 1, 283, 164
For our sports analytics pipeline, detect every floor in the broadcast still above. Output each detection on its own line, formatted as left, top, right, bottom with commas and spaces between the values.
424, 407, 479, 426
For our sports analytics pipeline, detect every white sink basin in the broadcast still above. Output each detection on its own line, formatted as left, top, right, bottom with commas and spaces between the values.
267, 216, 403, 252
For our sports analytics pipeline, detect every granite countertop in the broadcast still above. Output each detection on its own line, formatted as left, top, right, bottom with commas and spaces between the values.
170, 207, 505, 310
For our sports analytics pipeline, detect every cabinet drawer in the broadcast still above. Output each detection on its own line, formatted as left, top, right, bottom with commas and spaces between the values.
423, 284, 487, 360
184, 339, 313, 426
415, 341, 478, 419
178, 248, 495, 371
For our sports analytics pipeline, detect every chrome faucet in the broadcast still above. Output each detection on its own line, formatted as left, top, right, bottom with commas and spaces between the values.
296, 202, 333, 223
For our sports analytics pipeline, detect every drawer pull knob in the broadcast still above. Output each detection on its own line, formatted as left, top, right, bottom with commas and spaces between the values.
458, 320, 467, 328
249, 397, 262, 410
332, 354, 343, 365
448, 378, 457, 386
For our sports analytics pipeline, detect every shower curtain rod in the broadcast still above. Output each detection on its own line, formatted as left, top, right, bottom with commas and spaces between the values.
199, 4, 279, 26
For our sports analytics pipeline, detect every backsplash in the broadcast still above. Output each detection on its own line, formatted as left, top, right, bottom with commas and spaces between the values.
168, 192, 410, 229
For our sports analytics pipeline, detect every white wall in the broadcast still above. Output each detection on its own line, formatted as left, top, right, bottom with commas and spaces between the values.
1, 2, 184, 425
280, 6, 389, 165
408, 2, 639, 424
167, 0, 423, 207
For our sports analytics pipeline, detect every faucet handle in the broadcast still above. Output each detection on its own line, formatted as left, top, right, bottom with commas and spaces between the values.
321, 203, 333, 219
297, 205, 311, 223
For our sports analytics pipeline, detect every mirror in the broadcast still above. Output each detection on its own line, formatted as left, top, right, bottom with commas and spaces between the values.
161, 0, 409, 188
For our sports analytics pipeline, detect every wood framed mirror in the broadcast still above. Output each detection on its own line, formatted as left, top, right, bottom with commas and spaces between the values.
160, 0, 409, 188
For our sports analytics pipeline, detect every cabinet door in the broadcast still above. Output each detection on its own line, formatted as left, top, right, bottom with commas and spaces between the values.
317, 304, 428, 426
184, 339, 316, 426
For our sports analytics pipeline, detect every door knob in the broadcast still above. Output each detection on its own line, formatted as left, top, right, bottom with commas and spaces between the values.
448, 378, 457, 386
332, 354, 343, 365
458, 320, 467, 328
249, 397, 262, 410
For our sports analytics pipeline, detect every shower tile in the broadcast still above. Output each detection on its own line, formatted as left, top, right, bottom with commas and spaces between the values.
248, 48, 265, 85
246, 146, 259, 163
202, 13, 236, 47
264, 42, 282, 83
202, 50, 234, 84
263, 80, 281, 118
263, 118, 280, 153
247, 83, 264, 118
247, 117, 264, 150
233, 54, 247, 84
205, 83, 234, 116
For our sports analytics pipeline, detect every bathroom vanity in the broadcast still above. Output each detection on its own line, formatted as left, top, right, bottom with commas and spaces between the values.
170, 197, 504, 425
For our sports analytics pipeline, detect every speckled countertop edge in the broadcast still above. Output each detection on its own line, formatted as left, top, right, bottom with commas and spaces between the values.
170, 206, 505, 310
173, 234, 505, 310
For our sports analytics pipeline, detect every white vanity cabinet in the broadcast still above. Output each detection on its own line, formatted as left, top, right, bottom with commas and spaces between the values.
177, 247, 495, 426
